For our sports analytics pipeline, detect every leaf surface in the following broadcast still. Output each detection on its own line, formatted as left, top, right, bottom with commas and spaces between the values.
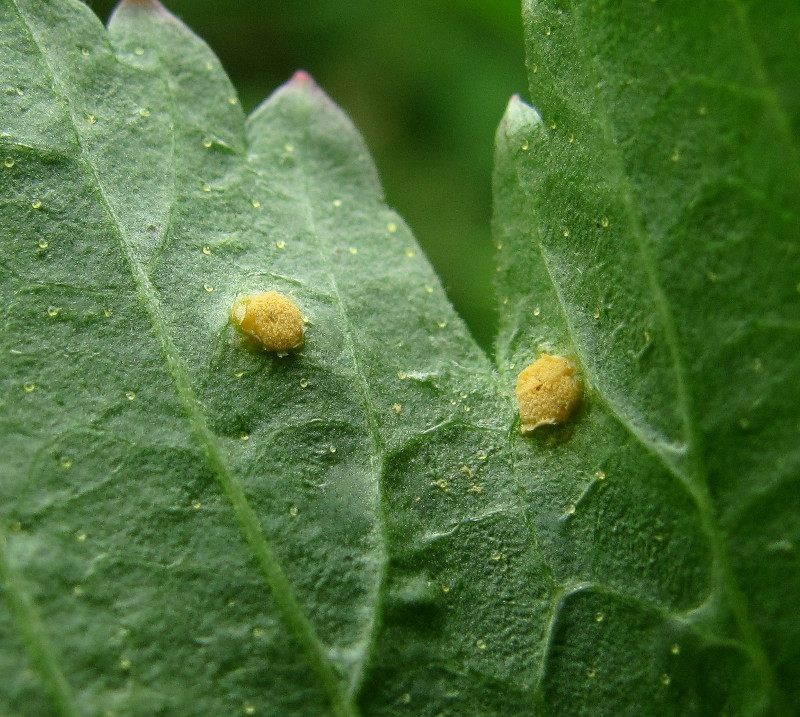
493, 0, 800, 713
1, 0, 798, 715
0, 1, 535, 715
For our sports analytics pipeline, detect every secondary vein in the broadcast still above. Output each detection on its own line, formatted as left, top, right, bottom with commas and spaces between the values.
289, 94, 388, 705
729, 0, 800, 188
0, 529, 79, 717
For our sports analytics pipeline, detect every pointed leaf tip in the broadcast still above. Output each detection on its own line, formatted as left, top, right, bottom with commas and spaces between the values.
116, 0, 167, 11
498, 94, 542, 142
253, 69, 335, 119
289, 70, 318, 88
506, 93, 537, 116
110, 0, 170, 25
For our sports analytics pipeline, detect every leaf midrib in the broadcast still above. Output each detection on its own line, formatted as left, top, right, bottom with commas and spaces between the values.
12, 4, 355, 716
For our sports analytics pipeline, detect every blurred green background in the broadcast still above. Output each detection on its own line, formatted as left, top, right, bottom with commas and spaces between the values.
89, 0, 527, 352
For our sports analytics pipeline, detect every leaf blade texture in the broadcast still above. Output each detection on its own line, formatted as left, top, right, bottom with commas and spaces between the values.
1, 0, 542, 714
493, 0, 800, 713
1, 0, 798, 715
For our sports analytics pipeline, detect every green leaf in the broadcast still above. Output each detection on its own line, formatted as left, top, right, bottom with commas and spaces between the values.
0, 1, 519, 715
493, 0, 799, 713
1, 0, 797, 716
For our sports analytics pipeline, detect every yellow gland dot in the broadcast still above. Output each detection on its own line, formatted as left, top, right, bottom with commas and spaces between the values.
231, 291, 304, 352
515, 354, 581, 433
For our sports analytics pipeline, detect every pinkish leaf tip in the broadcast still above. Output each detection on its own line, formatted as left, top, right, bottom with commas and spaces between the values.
113, 0, 168, 16
120, 0, 165, 7
290, 70, 317, 87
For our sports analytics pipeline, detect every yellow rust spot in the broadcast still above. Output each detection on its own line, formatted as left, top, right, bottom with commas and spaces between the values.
515, 354, 581, 433
231, 291, 304, 352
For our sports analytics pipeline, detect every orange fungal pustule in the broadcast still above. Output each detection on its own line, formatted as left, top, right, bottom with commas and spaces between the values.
231, 291, 304, 352
515, 354, 581, 433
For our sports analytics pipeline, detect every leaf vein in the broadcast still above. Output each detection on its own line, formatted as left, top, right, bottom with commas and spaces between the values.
728, 0, 800, 187
535, 0, 782, 701
0, 528, 79, 717
12, 5, 356, 715
290, 103, 388, 705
